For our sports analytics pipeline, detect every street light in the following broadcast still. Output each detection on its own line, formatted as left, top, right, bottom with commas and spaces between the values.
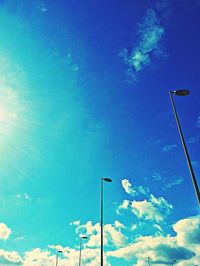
169, 90, 200, 205
171, 259, 177, 265
55, 250, 62, 266
100, 177, 112, 266
79, 236, 88, 266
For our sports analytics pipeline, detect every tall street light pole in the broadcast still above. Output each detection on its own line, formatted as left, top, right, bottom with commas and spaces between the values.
100, 177, 112, 266
55, 250, 62, 266
79, 236, 87, 266
169, 90, 200, 205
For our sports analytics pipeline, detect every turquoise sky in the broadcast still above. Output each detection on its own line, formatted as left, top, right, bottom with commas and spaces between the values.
0, 0, 199, 265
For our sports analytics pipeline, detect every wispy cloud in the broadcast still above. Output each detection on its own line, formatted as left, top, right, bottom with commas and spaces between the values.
152, 172, 185, 191
120, 6, 167, 80
187, 136, 200, 144
164, 177, 184, 190
152, 172, 163, 182
16, 193, 31, 201
192, 160, 200, 167
162, 144, 177, 152
197, 113, 200, 128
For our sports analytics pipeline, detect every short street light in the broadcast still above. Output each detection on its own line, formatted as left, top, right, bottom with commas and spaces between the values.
169, 90, 200, 205
100, 177, 112, 266
79, 236, 88, 266
147, 257, 151, 266
55, 250, 62, 266
171, 259, 177, 266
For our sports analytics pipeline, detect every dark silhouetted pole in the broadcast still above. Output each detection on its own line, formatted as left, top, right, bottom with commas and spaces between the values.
169, 90, 200, 205
147, 257, 151, 266
171, 259, 177, 265
55, 250, 62, 266
100, 177, 112, 266
79, 236, 87, 266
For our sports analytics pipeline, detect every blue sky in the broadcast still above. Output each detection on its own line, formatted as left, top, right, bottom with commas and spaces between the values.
0, 0, 199, 265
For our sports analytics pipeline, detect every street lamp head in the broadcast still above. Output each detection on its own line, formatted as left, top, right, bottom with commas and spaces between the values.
81, 236, 88, 239
103, 177, 112, 182
171, 89, 190, 96
58, 250, 62, 253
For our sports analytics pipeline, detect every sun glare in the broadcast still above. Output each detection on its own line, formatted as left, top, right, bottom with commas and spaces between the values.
0, 55, 31, 153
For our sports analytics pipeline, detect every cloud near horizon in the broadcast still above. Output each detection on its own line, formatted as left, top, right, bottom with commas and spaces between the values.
107, 215, 200, 266
70, 220, 127, 248
0, 223, 11, 240
0, 215, 199, 266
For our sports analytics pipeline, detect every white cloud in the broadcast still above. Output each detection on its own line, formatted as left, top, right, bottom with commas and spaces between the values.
131, 199, 164, 223
0, 223, 12, 240
105, 224, 127, 247
149, 194, 172, 215
119, 179, 173, 223
114, 221, 125, 229
23, 248, 54, 266
0, 215, 199, 266
29, 246, 111, 266
107, 215, 199, 265
131, 224, 137, 231
121, 179, 149, 198
173, 215, 200, 246
0, 249, 22, 265
116, 199, 130, 214
70, 220, 80, 227
79, 221, 100, 235
107, 235, 177, 263
48, 244, 63, 252
131, 194, 172, 223
121, 179, 136, 196
72, 220, 126, 248
153, 224, 163, 232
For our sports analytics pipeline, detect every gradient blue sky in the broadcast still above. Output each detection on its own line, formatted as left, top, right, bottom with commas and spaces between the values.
0, 0, 199, 265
